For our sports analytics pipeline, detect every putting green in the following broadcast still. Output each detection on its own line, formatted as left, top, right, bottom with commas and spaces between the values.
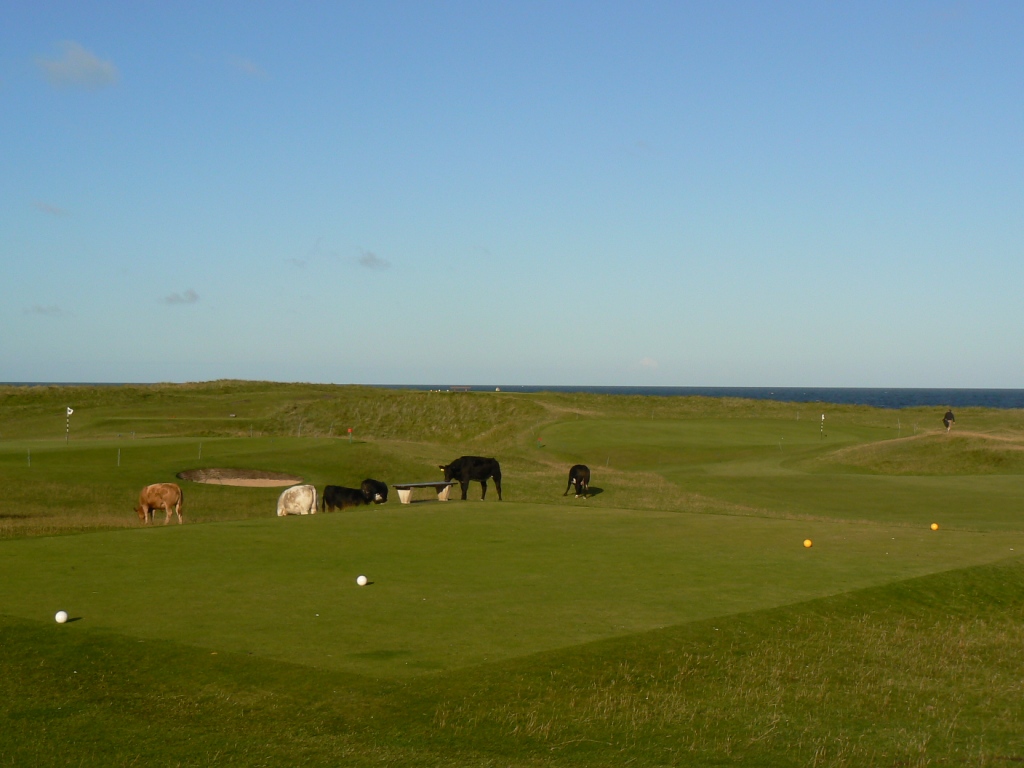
1, 502, 1019, 679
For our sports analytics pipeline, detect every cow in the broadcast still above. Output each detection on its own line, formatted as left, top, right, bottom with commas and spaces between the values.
135, 483, 184, 525
360, 478, 388, 504
276, 484, 318, 516
322, 484, 373, 512
439, 456, 502, 501
564, 464, 591, 498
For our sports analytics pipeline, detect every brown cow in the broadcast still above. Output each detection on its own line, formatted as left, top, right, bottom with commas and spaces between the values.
135, 483, 184, 525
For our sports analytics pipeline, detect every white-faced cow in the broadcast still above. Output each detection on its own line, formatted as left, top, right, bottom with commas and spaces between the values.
135, 483, 184, 525
276, 484, 318, 516
564, 464, 591, 498
322, 484, 372, 512
440, 456, 502, 501
360, 478, 388, 504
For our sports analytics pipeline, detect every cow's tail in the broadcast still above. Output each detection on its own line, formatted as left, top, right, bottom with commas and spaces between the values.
178, 488, 185, 519
320, 490, 325, 514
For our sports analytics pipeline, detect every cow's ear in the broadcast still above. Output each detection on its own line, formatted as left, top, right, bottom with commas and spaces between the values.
438, 465, 446, 470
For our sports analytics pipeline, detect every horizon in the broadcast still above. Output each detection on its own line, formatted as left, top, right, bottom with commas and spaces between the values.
3, 3, 1023, 387
3, 381, 1023, 391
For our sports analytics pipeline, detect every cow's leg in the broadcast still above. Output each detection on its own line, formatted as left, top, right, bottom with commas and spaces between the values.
494, 475, 502, 501
480, 479, 488, 500
460, 481, 469, 500
175, 501, 183, 524
163, 503, 172, 525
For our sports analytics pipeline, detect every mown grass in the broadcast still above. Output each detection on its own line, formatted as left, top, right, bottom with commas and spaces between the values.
4, 505, 1017, 680
3, 382, 1024, 766
418, 558, 1024, 766
4, 558, 1024, 766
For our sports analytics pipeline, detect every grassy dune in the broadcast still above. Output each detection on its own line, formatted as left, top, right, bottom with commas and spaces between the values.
810, 431, 1024, 475
2, 382, 1024, 765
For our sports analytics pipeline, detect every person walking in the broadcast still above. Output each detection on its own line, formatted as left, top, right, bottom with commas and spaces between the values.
943, 409, 955, 433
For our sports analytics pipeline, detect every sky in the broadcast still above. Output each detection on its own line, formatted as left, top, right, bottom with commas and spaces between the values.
2, 1, 1022, 387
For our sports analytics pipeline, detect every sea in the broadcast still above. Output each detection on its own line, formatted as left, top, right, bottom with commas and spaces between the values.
4, 383, 1024, 410
383, 386, 1024, 410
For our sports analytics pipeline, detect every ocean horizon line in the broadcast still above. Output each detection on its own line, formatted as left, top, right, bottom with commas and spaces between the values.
3, 382, 1023, 409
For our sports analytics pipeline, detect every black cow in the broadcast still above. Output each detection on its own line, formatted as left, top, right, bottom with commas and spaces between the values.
322, 484, 372, 512
360, 478, 388, 504
564, 464, 591, 498
439, 456, 502, 501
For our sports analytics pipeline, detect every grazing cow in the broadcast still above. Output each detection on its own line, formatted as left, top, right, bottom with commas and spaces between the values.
439, 456, 502, 501
564, 464, 591, 498
276, 484, 318, 516
135, 483, 184, 525
360, 478, 388, 504
322, 485, 372, 512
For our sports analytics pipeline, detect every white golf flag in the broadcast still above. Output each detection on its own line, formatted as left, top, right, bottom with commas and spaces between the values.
67, 407, 74, 416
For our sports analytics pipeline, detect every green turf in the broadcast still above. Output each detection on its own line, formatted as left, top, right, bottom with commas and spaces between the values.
3, 382, 1024, 765
3, 504, 1020, 681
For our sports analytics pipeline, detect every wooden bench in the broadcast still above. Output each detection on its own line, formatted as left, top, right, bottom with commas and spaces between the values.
392, 481, 457, 504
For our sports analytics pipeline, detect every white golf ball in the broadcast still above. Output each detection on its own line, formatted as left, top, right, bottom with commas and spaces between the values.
55, 611, 68, 624
356, 575, 368, 586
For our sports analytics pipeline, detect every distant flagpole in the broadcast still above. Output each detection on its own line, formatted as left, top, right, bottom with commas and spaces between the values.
66, 406, 74, 443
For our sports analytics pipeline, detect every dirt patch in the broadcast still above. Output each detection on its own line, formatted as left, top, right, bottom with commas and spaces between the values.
176, 468, 303, 487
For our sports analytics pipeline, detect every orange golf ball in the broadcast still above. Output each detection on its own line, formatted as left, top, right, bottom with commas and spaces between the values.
930, 523, 939, 531
803, 539, 813, 548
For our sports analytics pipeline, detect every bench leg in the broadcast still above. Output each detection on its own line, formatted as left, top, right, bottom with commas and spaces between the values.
397, 488, 413, 504
437, 485, 452, 502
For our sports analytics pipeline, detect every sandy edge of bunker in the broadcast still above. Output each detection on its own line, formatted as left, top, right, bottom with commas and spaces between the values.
176, 468, 303, 487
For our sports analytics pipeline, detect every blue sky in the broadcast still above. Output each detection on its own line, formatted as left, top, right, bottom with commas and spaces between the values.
2, 2, 1021, 386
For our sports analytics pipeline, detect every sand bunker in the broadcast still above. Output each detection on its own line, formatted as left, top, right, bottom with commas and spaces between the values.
176, 468, 303, 487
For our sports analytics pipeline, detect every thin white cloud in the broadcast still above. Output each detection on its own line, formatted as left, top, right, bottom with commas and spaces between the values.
36, 41, 118, 89
24, 304, 68, 317
639, 357, 659, 370
163, 289, 199, 305
358, 251, 391, 271
33, 201, 69, 216
229, 56, 267, 78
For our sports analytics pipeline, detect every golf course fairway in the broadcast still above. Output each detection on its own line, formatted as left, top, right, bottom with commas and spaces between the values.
3, 382, 1024, 765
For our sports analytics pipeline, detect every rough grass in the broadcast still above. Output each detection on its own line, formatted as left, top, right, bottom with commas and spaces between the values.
415, 558, 1024, 766
807, 431, 1024, 475
0, 381, 549, 445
